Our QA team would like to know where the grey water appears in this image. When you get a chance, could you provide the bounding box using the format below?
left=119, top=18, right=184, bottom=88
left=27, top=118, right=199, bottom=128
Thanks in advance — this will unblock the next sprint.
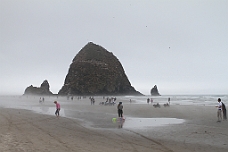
left=120, top=94, right=228, bottom=106
left=120, top=117, right=185, bottom=129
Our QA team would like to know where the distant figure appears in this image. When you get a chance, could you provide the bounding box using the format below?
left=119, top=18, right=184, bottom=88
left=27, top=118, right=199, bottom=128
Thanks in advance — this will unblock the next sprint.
left=54, top=101, right=60, bottom=117
left=93, top=98, right=95, bottom=105
left=39, top=97, right=42, bottom=103
left=117, top=102, right=123, bottom=118
left=168, top=97, right=170, bottom=105
left=150, top=98, right=153, bottom=104
left=147, top=98, right=150, bottom=104
left=222, top=101, right=227, bottom=120
left=216, top=98, right=222, bottom=122
left=130, top=99, right=132, bottom=103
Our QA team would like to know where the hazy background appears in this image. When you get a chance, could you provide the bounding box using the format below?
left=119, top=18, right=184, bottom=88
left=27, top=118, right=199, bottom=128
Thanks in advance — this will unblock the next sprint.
left=1, top=0, right=228, bottom=95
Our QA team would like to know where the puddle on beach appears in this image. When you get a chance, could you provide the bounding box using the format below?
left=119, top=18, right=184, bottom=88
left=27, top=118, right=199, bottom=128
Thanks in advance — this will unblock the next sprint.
left=22, top=107, right=185, bottom=129
left=116, top=117, right=185, bottom=129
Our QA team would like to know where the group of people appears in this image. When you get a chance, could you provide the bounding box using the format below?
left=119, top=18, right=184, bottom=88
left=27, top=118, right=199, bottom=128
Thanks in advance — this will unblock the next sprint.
left=147, top=98, right=170, bottom=104
left=89, top=97, right=95, bottom=105
left=99, top=97, right=117, bottom=106
left=39, top=97, right=45, bottom=103
left=103, top=97, right=116, bottom=105
left=216, top=98, right=227, bottom=122
left=147, top=97, right=170, bottom=108
left=147, top=98, right=153, bottom=104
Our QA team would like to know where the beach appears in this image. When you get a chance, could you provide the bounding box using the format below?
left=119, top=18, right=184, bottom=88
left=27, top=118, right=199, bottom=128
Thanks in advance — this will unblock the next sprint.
left=0, top=96, right=227, bottom=152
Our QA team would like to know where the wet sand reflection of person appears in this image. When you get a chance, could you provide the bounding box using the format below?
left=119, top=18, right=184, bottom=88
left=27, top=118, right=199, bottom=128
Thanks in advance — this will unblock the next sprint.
left=118, top=118, right=125, bottom=128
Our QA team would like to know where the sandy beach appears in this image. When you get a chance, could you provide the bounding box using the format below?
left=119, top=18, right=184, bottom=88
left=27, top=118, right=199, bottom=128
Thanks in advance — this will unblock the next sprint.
left=0, top=96, right=227, bottom=152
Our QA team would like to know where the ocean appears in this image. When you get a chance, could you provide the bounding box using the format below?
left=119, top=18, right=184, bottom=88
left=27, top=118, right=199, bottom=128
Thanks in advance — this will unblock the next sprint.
left=0, top=94, right=227, bottom=110
left=119, top=95, right=228, bottom=106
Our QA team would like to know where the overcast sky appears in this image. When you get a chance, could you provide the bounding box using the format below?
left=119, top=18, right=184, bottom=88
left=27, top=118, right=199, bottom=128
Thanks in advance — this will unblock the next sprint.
left=1, top=0, right=228, bottom=95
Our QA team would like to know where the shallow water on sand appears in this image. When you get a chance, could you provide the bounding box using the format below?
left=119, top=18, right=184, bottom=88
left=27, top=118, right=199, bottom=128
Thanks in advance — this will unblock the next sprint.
left=122, top=117, right=185, bottom=129
left=30, top=106, right=185, bottom=129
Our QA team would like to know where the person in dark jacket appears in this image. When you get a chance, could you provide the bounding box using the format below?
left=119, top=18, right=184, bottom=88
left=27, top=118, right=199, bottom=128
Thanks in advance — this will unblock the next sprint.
left=222, top=101, right=227, bottom=120
left=117, top=102, right=123, bottom=118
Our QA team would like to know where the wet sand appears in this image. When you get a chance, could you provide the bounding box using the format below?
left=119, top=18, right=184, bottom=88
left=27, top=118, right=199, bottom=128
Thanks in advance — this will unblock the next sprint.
left=0, top=96, right=227, bottom=152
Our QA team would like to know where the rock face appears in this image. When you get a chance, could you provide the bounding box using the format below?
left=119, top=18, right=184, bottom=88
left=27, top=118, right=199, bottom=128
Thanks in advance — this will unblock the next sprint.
left=58, top=42, right=142, bottom=96
left=24, top=80, right=53, bottom=95
left=150, top=85, right=160, bottom=96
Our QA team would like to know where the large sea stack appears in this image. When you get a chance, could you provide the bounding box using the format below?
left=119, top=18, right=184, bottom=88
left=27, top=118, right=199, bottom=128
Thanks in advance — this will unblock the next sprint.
left=24, top=80, right=53, bottom=95
left=58, top=42, right=142, bottom=96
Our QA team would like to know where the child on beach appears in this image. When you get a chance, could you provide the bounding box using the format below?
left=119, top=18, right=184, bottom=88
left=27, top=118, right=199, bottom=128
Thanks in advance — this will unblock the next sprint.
left=54, top=101, right=60, bottom=117
left=151, top=98, right=153, bottom=104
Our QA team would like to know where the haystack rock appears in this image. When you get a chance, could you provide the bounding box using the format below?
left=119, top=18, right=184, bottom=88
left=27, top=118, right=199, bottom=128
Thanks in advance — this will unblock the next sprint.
left=24, top=80, right=53, bottom=95
left=150, top=85, right=160, bottom=96
left=58, top=42, right=143, bottom=96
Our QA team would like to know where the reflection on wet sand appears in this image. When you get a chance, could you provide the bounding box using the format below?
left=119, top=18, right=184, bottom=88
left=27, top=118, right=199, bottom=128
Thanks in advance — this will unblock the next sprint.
left=112, top=117, right=185, bottom=129
left=123, top=117, right=185, bottom=129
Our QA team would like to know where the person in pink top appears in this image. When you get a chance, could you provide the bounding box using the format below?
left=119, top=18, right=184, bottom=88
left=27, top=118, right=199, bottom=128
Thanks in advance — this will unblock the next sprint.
left=54, top=101, right=60, bottom=117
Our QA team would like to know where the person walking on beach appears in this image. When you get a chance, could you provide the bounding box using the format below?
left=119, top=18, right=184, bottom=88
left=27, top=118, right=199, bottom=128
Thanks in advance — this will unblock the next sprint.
left=54, top=101, right=60, bottom=117
left=117, top=102, right=123, bottom=118
left=216, top=98, right=222, bottom=122
left=168, top=97, right=171, bottom=105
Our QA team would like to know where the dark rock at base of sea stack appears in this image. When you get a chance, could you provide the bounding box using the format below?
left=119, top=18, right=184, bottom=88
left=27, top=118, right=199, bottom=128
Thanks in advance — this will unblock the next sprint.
left=24, top=80, right=53, bottom=95
left=58, top=42, right=143, bottom=96
left=150, top=85, right=160, bottom=96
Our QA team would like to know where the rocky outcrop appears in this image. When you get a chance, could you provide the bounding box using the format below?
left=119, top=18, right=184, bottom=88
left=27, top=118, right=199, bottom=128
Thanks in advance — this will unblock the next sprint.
left=58, top=42, right=143, bottom=96
left=150, top=85, right=160, bottom=96
left=24, top=80, right=53, bottom=95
